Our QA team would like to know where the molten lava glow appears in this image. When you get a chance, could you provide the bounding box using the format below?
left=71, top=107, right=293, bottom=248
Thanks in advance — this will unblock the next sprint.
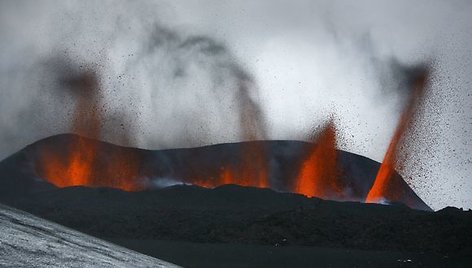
left=235, top=88, right=269, bottom=188
left=237, top=142, right=269, bottom=188
left=220, top=168, right=234, bottom=185
left=193, top=121, right=340, bottom=196
left=294, top=120, right=340, bottom=198
left=193, top=147, right=268, bottom=189
left=38, top=71, right=143, bottom=191
left=39, top=139, right=142, bottom=191
left=41, top=137, right=96, bottom=187
left=194, top=93, right=270, bottom=189
left=192, top=167, right=236, bottom=188
left=366, top=72, right=428, bottom=203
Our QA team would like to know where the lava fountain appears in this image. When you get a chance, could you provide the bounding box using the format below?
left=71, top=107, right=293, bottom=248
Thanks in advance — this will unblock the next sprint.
left=190, top=80, right=269, bottom=189
left=293, top=120, right=340, bottom=198
left=35, top=65, right=426, bottom=205
left=234, top=80, right=269, bottom=188
left=37, top=70, right=143, bottom=191
left=366, top=69, right=428, bottom=203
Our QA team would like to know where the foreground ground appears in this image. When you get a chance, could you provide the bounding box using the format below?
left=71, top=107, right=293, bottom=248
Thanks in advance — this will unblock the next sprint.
left=5, top=185, right=470, bottom=253
left=2, top=184, right=471, bottom=267
left=0, top=204, right=179, bottom=268
left=109, top=239, right=471, bottom=268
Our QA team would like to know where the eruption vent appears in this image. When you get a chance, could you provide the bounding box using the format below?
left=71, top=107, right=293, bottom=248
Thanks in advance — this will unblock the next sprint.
left=236, top=85, right=268, bottom=188
left=191, top=142, right=269, bottom=189
left=185, top=78, right=269, bottom=189
left=37, top=70, right=143, bottom=191
left=294, top=120, right=340, bottom=198
left=366, top=69, right=428, bottom=203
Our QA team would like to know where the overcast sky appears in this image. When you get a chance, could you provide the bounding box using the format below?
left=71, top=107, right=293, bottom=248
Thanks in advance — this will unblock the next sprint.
left=0, top=0, right=471, bottom=210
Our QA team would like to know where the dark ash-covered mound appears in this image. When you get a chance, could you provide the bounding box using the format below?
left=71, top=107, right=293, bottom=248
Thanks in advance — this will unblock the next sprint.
left=2, top=184, right=471, bottom=254
left=0, top=133, right=430, bottom=210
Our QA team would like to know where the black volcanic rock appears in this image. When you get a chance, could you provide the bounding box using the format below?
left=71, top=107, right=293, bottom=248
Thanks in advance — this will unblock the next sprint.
left=2, top=184, right=471, bottom=255
left=0, top=149, right=55, bottom=198
left=0, top=133, right=430, bottom=210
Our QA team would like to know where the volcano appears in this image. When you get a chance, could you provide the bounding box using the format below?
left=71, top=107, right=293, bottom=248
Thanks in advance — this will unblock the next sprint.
left=0, top=133, right=430, bottom=210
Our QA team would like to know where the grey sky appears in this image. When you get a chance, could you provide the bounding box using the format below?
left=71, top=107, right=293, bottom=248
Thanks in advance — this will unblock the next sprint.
left=0, top=0, right=471, bottom=210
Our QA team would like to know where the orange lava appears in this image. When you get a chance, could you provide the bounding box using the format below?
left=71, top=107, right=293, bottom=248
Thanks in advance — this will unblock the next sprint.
left=220, top=168, right=234, bottom=185
left=40, top=136, right=96, bottom=187
left=192, top=143, right=268, bottom=189
left=294, top=120, right=340, bottom=198
left=237, top=141, right=269, bottom=188
left=191, top=167, right=235, bottom=188
left=38, top=71, right=143, bottom=191
left=223, top=87, right=269, bottom=188
left=366, top=71, right=428, bottom=203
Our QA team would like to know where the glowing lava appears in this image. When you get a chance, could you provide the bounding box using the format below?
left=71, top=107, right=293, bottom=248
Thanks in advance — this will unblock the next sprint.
left=236, top=141, right=269, bottom=188
left=191, top=143, right=269, bottom=189
left=366, top=70, right=428, bottom=203
left=224, top=85, right=269, bottom=188
left=37, top=70, right=143, bottom=191
left=192, top=120, right=340, bottom=196
left=294, top=120, right=340, bottom=198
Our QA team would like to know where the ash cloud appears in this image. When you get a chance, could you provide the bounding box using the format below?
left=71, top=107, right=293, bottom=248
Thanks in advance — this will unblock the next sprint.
left=375, top=59, right=430, bottom=102
left=0, top=0, right=267, bottom=158
left=133, top=26, right=268, bottom=143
